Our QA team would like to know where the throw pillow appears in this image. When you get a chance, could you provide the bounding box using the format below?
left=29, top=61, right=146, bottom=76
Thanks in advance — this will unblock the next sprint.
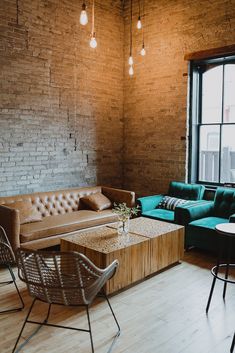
left=7, top=200, right=42, bottom=224
left=81, top=193, right=112, bottom=211
left=158, top=196, right=189, bottom=211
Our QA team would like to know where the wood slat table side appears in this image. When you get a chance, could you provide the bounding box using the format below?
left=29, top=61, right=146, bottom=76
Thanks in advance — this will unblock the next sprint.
left=109, top=217, right=185, bottom=272
left=61, top=230, right=150, bottom=294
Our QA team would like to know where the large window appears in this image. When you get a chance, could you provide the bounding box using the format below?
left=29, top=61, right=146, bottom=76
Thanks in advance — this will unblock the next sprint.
left=189, top=56, right=235, bottom=186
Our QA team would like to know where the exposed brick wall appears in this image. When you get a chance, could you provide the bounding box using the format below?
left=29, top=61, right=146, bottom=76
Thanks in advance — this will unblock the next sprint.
left=0, top=0, right=124, bottom=196
left=1, top=0, right=235, bottom=198
left=123, top=0, right=235, bottom=196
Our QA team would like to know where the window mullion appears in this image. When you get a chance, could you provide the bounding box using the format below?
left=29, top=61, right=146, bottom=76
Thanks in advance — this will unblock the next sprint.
left=219, top=65, right=225, bottom=183
left=196, top=71, right=203, bottom=182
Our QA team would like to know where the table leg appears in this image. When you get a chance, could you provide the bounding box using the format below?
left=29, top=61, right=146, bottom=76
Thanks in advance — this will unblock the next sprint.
left=231, top=332, right=235, bottom=353
left=223, top=236, right=231, bottom=300
left=206, top=236, right=223, bottom=313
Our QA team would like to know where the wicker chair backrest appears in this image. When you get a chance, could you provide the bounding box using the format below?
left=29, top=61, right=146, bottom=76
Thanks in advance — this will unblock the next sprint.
left=0, top=226, right=15, bottom=266
left=16, top=249, right=117, bottom=306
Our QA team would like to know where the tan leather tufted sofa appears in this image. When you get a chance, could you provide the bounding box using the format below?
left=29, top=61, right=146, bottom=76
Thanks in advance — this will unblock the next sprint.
left=0, top=186, right=135, bottom=252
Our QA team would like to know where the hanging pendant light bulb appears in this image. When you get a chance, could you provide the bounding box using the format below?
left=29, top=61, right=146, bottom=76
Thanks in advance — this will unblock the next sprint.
left=80, top=2, right=88, bottom=26
left=128, top=56, right=134, bottom=65
left=129, top=65, right=134, bottom=76
left=90, top=33, right=97, bottom=48
left=140, top=44, right=146, bottom=56
left=90, top=0, right=97, bottom=49
left=137, top=16, right=142, bottom=29
left=137, top=0, right=142, bottom=29
left=128, top=0, right=134, bottom=76
left=140, top=0, right=146, bottom=58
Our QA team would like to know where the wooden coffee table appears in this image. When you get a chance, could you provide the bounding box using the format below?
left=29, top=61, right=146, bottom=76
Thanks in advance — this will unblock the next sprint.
left=61, top=227, right=150, bottom=294
left=109, top=217, right=184, bottom=274
left=61, top=217, right=184, bottom=294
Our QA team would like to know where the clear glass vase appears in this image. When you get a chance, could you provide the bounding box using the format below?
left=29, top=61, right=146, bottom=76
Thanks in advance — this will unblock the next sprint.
left=117, top=216, right=130, bottom=236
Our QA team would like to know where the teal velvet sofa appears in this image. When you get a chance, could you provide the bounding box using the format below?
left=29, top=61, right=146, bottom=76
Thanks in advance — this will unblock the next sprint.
left=184, top=187, right=235, bottom=252
left=137, top=181, right=205, bottom=224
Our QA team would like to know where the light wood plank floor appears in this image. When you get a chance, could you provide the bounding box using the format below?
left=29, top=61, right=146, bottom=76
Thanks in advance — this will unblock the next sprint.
left=0, top=249, right=235, bottom=353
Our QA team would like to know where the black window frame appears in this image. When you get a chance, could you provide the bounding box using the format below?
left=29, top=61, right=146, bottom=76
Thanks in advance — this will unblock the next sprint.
left=188, top=54, right=235, bottom=187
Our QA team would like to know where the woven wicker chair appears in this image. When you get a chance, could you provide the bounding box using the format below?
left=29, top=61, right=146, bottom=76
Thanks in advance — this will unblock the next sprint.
left=12, top=248, right=120, bottom=353
left=0, top=226, right=24, bottom=314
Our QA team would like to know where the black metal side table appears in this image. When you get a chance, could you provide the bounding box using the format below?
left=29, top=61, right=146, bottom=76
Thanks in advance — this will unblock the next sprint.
left=205, top=223, right=235, bottom=353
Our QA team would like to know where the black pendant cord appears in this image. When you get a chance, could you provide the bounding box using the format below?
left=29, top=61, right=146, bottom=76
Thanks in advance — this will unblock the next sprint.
left=92, top=0, right=95, bottom=36
left=142, top=0, right=145, bottom=45
left=138, top=0, right=141, bottom=19
left=16, top=0, right=19, bottom=25
left=130, top=0, right=132, bottom=57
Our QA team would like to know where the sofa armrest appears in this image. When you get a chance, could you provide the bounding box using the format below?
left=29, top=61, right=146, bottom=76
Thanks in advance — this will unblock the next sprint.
left=174, top=200, right=214, bottom=225
left=229, top=214, right=235, bottom=223
left=137, top=195, right=164, bottom=213
left=102, top=186, right=135, bottom=207
left=0, top=205, right=21, bottom=253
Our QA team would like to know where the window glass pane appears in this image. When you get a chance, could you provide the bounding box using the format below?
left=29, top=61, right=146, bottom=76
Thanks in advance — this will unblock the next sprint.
left=201, top=66, right=223, bottom=123
left=224, top=64, right=235, bottom=123
left=220, top=125, right=235, bottom=183
left=199, top=125, right=220, bottom=182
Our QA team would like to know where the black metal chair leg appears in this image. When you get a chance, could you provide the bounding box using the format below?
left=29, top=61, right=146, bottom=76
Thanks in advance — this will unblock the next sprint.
left=12, top=301, right=53, bottom=353
left=103, top=293, right=120, bottom=334
left=8, top=264, right=16, bottom=281
left=44, top=303, right=52, bottom=323
left=12, top=298, right=36, bottom=353
left=86, top=306, right=95, bottom=353
left=206, top=236, right=224, bottom=314
left=8, top=265, right=24, bottom=310
left=0, top=266, right=24, bottom=314
left=231, top=332, right=235, bottom=353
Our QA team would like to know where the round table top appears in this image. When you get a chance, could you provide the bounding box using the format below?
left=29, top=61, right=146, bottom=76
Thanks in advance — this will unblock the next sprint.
left=215, top=223, right=235, bottom=236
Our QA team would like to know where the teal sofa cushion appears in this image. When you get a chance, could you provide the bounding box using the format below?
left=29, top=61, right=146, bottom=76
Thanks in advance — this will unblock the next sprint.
left=186, top=217, right=229, bottom=252
left=214, top=187, right=235, bottom=218
left=142, top=209, right=174, bottom=222
left=168, top=181, right=205, bottom=201
left=189, top=217, right=229, bottom=230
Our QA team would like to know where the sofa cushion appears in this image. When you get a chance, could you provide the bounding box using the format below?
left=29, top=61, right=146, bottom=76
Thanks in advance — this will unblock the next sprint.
left=168, top=181, right=205, bottom=200
left=7, top=200, right=42, bottom=225
left=186, top=217, right=229, bottom=252
left=142, top=209, right=174, bottom=222
left=81, top=193, right=112, bottom=211
left=158, top=196, right=190, bottom=211
left=189, top=216, right=229, bottom=230
left=20, top=209, right=118, bottom=243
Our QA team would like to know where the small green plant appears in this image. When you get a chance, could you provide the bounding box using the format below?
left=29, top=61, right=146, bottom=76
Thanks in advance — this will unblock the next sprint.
left=112, top=202, right=139, bottom=221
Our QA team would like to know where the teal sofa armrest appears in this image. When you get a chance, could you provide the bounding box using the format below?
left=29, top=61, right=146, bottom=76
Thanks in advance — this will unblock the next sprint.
left=137, top=195, right=164, bottom=213
left=174, top=200, right=214, bottom=225
left=214, top=187, right=235, bottom=218
left=229, top=214, right=235, bottom=223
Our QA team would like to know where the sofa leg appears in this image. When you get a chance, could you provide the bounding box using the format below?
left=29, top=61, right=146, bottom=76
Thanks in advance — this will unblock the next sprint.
left=185, top=245, right=194, bottom=252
